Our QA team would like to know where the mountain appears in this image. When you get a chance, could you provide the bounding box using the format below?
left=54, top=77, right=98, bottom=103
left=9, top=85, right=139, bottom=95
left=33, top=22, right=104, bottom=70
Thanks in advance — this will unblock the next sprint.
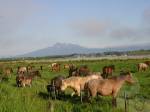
left=19, top=42, right=150, bottom=57
left=19, top=43, right=103, bottom=57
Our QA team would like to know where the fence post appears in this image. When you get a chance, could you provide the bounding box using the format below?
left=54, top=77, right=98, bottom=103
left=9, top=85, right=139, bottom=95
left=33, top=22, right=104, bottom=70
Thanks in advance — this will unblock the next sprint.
left=80, top=85, right=83, bottom=103
left=52, top=81, right=56, bottom=100
left=124, top=91, right=127, bottom=112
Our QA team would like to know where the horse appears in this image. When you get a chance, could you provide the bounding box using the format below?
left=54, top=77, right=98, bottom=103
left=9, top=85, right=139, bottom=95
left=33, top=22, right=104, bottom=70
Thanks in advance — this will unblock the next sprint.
left=20, top=76, right=32, bottom=87
left=68, top=64, right=78, bottom=77
left=64, top=64, right=70, bottom=69
left=60, top=74, right=103, bottom=96
left=78, top=65, right=90, bottom=76
left=68, top=65, right=90, bottom=77
left=84, top=72, right=134, bottom=107
left=3, top=67, right=13, bottom=77
left=27, top=70, right=41, bottom=78
left=51, top=63, right=61, bottom=72
left=16, top=73, right=32, bottom=87
left=137, top=63, right=148, bottom=71
left=16, top=74, right=24, bottom=87
left=102, top=65, right=115, bottom=78
left=17, top=66, right=27, bottom=74
left=26, top=65, right=35, bottom=72
left=47, top=75, right=65, bottom=98
left=144, top=61, right=150, bottom=66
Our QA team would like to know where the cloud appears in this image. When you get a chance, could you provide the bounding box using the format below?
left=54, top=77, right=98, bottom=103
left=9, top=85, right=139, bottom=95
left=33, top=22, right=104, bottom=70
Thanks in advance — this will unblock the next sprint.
left=110, top=8, right=150, bottom=41
left=0, top=0, right=39, bottom=35
left=70, top=19, right=111, bottom=37
left=0, top=0, right=46, bottom=56
left=110, top=27, right=138, bottom=39
left=143, top=8, right=150, bottom=24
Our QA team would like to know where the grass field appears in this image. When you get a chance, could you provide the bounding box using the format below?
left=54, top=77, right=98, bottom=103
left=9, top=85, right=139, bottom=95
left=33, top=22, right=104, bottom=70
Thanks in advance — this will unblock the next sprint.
left=0, top=59, right=150, bottom=112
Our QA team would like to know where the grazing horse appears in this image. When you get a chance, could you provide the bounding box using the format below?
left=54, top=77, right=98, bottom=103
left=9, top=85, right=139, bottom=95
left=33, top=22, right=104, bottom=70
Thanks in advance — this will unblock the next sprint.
left=3, top=67, right=13, bottom=77
left=78, top=65, right=90, bottom=76
left=102, top=65, right=115, bottom=78
left=28, top=70, right=41, bottom=78
left=60, top=74, right=103, bottom=96
left=137, top=63, right=148, bottom=71
left=144, top=61, right=150, bottom=66
left=47, top=75, right=65, bottom=98
left=84, top=72, right=134, bottom=107
left=17, top=66, right=27, bottom=74
left=64, top=64, right=70, bottom=69
left=51, top=63, right=61, bottom=72
left=20, top=76, right=32, bottom=87
left=68, top=64, right=78, bottom=77
left=16, top=73, right=32, bottom=87
left=68, top=65, right=90, bottom=77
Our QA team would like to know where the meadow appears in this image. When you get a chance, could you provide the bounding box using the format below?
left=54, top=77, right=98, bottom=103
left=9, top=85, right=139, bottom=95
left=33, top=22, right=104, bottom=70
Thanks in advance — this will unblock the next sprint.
left=0, top=58, right=150, bottom=112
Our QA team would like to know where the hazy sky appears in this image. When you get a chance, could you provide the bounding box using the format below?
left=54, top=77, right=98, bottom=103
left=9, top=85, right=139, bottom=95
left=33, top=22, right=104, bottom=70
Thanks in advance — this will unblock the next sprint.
left=0, top=0, right=150, bottom=57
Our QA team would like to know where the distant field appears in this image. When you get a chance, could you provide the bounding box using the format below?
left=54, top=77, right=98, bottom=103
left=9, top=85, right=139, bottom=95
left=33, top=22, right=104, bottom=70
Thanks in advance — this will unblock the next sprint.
left=0, top=58, right=150, bottom=112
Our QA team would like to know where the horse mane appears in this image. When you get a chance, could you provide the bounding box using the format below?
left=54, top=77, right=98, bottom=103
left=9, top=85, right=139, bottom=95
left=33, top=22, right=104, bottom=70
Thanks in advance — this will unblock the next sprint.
left=108, top=74, right=127, bottom=81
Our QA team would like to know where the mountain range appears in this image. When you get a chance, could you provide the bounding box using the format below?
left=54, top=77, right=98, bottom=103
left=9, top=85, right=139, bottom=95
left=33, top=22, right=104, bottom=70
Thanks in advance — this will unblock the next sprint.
left=19, top=43, right=150, bottom=57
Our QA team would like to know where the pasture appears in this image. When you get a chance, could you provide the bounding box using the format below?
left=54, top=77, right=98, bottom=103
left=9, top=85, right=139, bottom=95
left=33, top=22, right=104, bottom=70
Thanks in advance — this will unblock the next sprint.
left=0, top=59, right=150, bottom=112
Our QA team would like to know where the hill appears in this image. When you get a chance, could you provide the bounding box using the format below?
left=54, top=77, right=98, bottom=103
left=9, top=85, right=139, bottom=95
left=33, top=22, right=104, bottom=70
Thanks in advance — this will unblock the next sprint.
left=18, top=43, right=150, bottom=57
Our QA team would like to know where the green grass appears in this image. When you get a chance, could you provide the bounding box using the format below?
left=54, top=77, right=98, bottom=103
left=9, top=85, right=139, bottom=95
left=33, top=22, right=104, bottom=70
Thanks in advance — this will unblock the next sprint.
left=0, top=59, right=150, bottom=112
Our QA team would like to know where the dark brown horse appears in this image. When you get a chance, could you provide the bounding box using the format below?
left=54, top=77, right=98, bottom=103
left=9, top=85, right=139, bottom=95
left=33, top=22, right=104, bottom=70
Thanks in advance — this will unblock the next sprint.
left=28, top=70, right=41, bottom=78
left=47, top=75, right=65, bottom=98
left=102, top=65, right=115, bottom=78
left=144, top=61, right=150, bottom=66
left=68, top=65, right=90, bottom=77
left=68, top=64, right=78, bottom=77
left=85, top=72, right=134, bottom=107
left=78, top=65, right=90, bottom=76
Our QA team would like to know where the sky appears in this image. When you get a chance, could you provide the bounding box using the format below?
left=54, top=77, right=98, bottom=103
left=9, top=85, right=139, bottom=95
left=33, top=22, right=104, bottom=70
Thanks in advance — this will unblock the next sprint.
left=0, top=0, right=150, bottom=57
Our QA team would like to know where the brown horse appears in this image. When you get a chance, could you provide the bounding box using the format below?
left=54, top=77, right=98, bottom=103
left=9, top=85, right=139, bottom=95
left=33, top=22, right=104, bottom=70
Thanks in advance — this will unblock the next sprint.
left=20, top=76, right=32, bottom=87
left=68, top=64, right=78, bottom=77
left=137, top=63, right=148, bottom=71
left=3, top=67, right=13, bottom=77
left=78, top=65, right=90, bottom=76
left=47, top=75, right=65, bottom=98
left=51, top=63, right=61, bottom=72
left=16, top=73, right=33, bottom=87
left=68, top=65, right=90, bottom=77
left=16, top=74, right=24, bottom=87
left=27, top=65, right=35, bottom=72
left=102, top=65, right=115, bottom=78
left=84, top=72, right=134, bottom=107
left=28, top=70, right=41, bottom=78
left=144, top=61, right=150, bottom=66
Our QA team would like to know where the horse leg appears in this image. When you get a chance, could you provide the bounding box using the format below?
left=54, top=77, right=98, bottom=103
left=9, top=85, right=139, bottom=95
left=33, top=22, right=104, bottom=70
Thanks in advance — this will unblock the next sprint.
left=71, top=91, right=76, bottom=97
left=76, top=89, right=81, bottom=96
left=106, top=73, right=108, bottom=78
left=112, top=97, right=117, bottom=107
